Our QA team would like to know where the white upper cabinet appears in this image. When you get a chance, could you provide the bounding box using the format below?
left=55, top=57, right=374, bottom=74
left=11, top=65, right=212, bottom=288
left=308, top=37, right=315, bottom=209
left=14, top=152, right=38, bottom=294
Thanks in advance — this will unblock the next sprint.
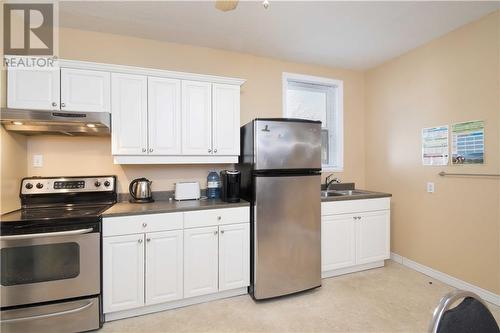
left=111, top=73, right=148, bottom=155
left=212, top=84, right=240, bottom=156
left=8, top=67, right=60, bottom=110
left=181, top=80, right=213, bottom=156
left=147, top=77, right=181, bottom=155
left=145, top=230, right=183, bottom=305
left=218, top=223, right=250, bottom=291
left=60, top=68, right=110, bottom=112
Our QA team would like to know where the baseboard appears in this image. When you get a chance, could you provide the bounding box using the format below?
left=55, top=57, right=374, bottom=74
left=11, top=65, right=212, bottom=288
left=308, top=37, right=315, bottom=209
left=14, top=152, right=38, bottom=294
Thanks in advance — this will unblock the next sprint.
left=322, top=261, right=385, bottom=279
left=390, top=252, right=500, bottom=306
left=105, top=287, right=248, bottom=321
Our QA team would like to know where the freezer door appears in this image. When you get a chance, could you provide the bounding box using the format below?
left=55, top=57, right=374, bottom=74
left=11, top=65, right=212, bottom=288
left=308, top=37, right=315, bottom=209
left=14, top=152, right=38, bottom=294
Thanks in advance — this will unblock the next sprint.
left=254, top=120, right=321, bottom=170
left=253, top=174, right=321, bottom=299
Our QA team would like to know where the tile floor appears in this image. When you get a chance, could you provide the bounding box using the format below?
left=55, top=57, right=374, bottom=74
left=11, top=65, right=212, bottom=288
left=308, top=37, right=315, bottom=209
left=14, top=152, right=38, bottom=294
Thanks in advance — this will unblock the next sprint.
left=101, top=261, right=500, bottom=332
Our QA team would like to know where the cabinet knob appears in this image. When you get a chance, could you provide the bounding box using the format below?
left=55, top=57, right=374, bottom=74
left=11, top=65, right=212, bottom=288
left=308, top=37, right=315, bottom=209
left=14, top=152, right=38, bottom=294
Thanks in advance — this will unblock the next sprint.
left=61, top=102, right=66, bottom=107
left=142, top=148, right=147, bottom=153
left=208, top=149, right=212, bottom=153
left=214, top=230, right=218, bottom=235
left=149, top=148, right=153, bottom=153
left=142, top=222, right=147, bottom=228
left=221, top=230, right=224, bottom=234
left=138, top=238, right=143, bottom=244
left=51, top=102, right=57, bottom=107
left=214, top=149, right=218, bottom=153
left=147, top=238, right=151, bottom=242
left=217, top=216, right=221, bottom=221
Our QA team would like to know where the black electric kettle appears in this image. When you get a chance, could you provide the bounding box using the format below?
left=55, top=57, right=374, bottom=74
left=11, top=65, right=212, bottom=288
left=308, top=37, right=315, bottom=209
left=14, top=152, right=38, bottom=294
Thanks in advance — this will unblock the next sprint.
left=129, top=178, right=154, bottom=203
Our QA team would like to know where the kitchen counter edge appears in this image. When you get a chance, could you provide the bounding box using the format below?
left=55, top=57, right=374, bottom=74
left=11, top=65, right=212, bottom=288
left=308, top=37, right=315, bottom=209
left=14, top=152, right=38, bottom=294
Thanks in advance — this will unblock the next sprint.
left=102, top=199, right=250, bottom=218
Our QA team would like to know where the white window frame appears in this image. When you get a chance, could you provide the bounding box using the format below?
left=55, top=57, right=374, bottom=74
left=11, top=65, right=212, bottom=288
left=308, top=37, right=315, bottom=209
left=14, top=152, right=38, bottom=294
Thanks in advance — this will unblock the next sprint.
left=282, top=72, right=344, bottom=172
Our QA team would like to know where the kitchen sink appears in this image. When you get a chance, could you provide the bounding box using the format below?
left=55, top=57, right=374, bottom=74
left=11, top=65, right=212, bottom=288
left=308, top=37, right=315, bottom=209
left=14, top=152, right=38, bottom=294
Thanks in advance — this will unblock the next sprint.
left=320, top=189, right=370, bottom=198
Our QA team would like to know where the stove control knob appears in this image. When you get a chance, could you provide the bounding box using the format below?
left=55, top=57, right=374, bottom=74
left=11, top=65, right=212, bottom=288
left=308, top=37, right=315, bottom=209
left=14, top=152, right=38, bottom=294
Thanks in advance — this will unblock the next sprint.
left=25, top=183, right=33, bottom=189
left=36, top=183, right=43, bottom=189
left=104, top=180, right=111, bottom=187
left=94, top=181, right=101, bottom=187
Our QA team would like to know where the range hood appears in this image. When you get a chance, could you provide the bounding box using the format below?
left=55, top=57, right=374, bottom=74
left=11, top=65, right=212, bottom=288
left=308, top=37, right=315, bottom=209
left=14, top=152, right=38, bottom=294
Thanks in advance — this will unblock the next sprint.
left=0, top=108, right=111, bottom=136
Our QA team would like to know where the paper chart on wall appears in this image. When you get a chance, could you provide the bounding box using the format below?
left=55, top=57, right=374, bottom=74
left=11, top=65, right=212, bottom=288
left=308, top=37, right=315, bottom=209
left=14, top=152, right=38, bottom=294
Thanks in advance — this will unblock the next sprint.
left=422, top=125, right=449, bottom=166
left=452, top=120, right=484, bottom=165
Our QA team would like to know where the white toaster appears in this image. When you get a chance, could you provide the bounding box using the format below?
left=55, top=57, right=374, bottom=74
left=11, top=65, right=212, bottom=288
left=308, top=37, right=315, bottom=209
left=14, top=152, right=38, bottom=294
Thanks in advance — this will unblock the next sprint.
left=174, top=181, right=201, bottom=201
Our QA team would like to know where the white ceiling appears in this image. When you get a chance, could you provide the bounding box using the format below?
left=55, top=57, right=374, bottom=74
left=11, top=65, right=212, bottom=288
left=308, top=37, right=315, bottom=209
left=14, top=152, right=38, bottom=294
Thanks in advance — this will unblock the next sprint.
left=59, top=1, right=500, bottom=70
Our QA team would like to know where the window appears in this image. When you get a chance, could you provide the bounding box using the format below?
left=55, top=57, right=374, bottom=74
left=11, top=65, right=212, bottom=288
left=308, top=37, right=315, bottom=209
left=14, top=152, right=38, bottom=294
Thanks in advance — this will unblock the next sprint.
left=283, top=72, right=343, bottom=171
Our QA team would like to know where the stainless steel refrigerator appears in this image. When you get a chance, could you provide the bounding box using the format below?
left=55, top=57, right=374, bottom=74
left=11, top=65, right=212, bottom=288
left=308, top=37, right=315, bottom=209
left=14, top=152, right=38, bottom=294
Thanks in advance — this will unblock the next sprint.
left=237, top=118, right=322, bottom=300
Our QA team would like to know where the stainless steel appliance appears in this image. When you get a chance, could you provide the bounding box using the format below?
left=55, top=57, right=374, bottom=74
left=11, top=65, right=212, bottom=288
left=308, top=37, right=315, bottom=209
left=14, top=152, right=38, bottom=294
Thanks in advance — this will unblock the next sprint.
left=0, top=176, right=117, bottom=333
left=0, top=108, right=111, bottom=136
left=237, top=118, right=322, bottom=300
left=220, top=170, right=241, bottom=203
left=129, top=177, right=154, bottom=203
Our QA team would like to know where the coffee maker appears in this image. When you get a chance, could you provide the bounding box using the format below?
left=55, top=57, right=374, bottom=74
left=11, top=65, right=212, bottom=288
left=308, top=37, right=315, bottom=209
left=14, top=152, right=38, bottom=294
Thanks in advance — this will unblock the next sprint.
left=220, top=170, right=241, bottom=203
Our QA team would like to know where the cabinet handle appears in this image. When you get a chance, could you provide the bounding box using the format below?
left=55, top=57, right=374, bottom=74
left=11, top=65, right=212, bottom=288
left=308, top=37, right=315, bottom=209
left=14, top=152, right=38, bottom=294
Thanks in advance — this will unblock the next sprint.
left=149, top=148, right=153, bottom=153
left=217, top=216, right=221, bottom=221
left=138, top=238, right=143, bottom=244
left=61, top=102, right=66, bottom=107
left=221, top=230, right=224, bottom=234
left=142, top=222, right=147, bottom=228
left=146, top=238, right=151, bottom=242
left=214, top=230, right=218, bottom=235
left=208, top=149, right=212, bottom=153
left=51, top=102, right=57, bottom=107
left=142, top=148, right=147, bottom=153
left=214, top=149, right=218, bottom=153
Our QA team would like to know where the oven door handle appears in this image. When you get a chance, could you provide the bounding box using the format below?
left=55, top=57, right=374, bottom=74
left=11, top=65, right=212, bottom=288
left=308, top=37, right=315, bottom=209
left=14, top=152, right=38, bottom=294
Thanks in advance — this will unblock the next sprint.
left=0, top=300, right=94, bottom=323
left=0, top=228, right=94, bottom=240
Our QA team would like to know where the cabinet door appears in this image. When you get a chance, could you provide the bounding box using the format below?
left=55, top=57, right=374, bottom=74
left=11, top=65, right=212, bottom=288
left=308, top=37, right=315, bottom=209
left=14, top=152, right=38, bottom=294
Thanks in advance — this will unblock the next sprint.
left=145, top=230, right=183, bottom=305
left=60, top=68, right=110, bottom=112
left=356, top=210, right=390, bottom=265
left=212, top=84, right=240, bottom=156
left=219, top=223, right=249, bottom=291
left=183, top=226, right=218, bottom=298
left=103, top=234, right=145, bottom=313
left=111, top=73, right=148, bottom=155
left=7, top=67, right=60, bottom=110
left=148, top=77, right=181, bottom=155
left=321, top=214, right=356, bottom=272
left=181, top=81, right=212, bottom=155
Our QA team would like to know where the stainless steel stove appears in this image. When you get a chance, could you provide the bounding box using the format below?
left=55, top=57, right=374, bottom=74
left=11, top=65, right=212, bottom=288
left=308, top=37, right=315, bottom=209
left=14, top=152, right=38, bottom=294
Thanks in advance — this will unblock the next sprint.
left=0, top=176, right=117, bottom=333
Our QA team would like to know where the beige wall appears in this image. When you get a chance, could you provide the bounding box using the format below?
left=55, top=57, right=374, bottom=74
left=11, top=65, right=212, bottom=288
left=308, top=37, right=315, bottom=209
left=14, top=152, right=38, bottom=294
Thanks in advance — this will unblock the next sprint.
left=25, top=27, right=366, bottom=193
left=365, top=12, right=500, bottom=293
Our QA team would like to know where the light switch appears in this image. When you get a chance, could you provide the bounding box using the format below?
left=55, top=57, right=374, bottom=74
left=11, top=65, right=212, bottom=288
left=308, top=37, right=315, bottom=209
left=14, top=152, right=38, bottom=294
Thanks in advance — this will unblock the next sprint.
left=33, top=154, right=43, bottom=167
left=427, top=182, right=435, bottom=193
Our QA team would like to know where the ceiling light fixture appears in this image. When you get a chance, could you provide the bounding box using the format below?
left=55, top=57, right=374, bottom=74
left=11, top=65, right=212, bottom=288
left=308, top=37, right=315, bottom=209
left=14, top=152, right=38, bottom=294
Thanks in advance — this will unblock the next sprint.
left=12, top=121, right=23, bottom=125
left=262, top=0, right=269, bottom=9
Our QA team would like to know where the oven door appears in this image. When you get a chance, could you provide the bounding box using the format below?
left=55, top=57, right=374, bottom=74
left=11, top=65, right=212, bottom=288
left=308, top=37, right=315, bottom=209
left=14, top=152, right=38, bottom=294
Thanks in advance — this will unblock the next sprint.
left=0, top=228, right=100, bottom=307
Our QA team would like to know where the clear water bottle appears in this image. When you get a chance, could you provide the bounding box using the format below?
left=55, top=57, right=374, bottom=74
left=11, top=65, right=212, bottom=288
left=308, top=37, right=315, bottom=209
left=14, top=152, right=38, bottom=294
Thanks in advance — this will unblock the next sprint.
left=207, top=171, right=220, bottom=199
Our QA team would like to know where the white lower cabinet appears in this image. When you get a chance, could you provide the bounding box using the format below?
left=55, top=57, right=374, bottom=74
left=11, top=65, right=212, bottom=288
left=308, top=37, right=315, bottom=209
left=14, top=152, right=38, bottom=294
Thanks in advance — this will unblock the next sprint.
left=145, top=230, right=184, bottom=305
left=103, top=234, right=145, bottom=313
left=321, top=198, right=390, bottom=277
left=183, top=226, right=219, bottom=298
left=103, top=208, right=250, bottom=319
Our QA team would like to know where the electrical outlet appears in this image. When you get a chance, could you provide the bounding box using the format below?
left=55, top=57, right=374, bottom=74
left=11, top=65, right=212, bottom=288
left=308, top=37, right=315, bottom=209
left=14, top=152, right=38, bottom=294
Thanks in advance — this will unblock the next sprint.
left=427, top=182, right=435, bottom=193
left=33, top=154, right=43, bottom=167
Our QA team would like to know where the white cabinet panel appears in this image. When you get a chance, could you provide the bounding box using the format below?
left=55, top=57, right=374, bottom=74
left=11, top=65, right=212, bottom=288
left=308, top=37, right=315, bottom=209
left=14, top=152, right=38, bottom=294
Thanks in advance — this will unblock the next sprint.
left=60, top=68, right=110, bottom=112
left=183, top=226, right=218, bottom=298
left=7, top=67, right=60, bottom=110
left=321, top=214, right=356, bottom=271
left=145, top=230, right=183, bottom=305
left=356, top=210, right=390, bottom=265
left=111, top=73, right=148, bottom=155
left=212, top=84, right=240, bottom=156
left=103, top=234, right=145, bottom=313
left=181, top=80, right=212, bottom=155
left=148, top=77, right=181, bottom=155
left=219, top=223, right=250, bottom=291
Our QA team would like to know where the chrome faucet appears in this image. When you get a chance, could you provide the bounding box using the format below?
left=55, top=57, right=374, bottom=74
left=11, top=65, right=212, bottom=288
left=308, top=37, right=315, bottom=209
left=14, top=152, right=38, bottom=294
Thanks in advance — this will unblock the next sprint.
left=325, top=174, right=341, bottom=190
